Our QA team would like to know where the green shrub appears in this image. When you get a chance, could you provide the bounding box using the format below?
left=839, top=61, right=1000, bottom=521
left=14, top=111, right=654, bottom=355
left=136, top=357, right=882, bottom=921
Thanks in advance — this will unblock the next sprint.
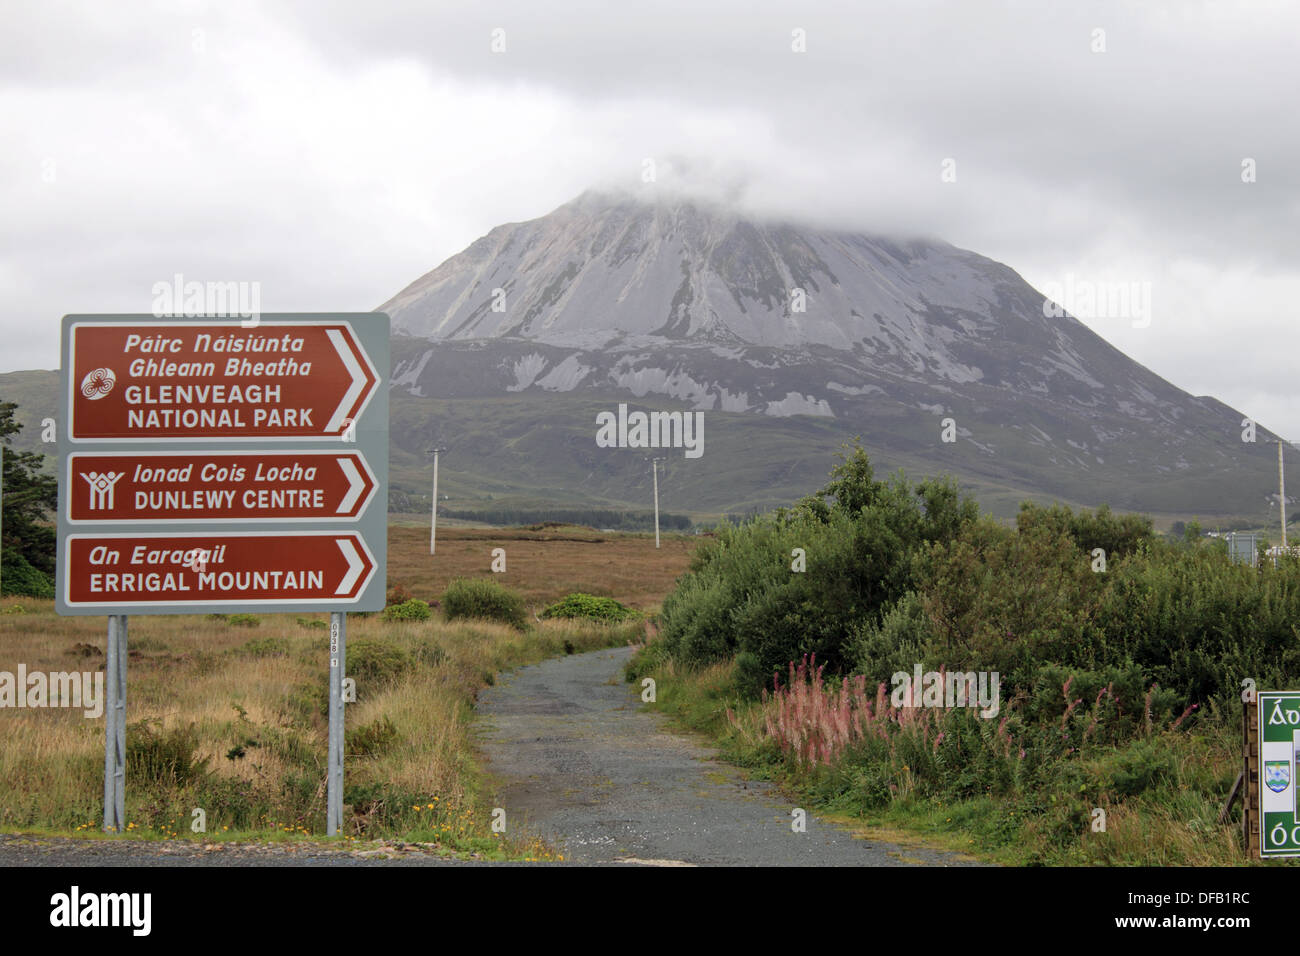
left=442, top=578, right=527, bottom=630
left=200, top=776, right=259, bottom=827
left=916, top=517, right=1103, bottom=680
left=540, top=593, right=637, bottom=623
left=659, top=572, right=738, bottom=664
left=382, top=599, right=432, bottom=623
left=1016, top=501, right=1154, bottom=560
left=347, top=640, right=409, bottom=687
left=1100, top=738, right=1180, bottom=798
left=346, top=715, right=399, bottom=758
left=289, top=680, right=329, bottom=722
left=660, top=446, right=978, bottom=689
left=126, top=719, right=210, bottom=786
left=732, top=651, right=768, bottom=693
left=659, top=439, right=1300, bottom=711
left=727, top=512, right=880, bottom=685
left=343, top=782, right=432, bottom=835
left=296, top=617, right=327, bottom=630
left=1091, top=543, right=1300, bottom=707
left=228, top=613, right=260, bottom=628
left=0, top=551, right=53, bottom=598
left=847, top=590, right=932, bottom=683
left=238, top=635, right=289, bottom=658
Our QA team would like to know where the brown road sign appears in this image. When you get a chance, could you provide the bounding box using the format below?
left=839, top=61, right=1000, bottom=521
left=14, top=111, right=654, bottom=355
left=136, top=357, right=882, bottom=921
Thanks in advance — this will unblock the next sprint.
left=68, top=320, right=379, bottom=440
left=67, top=451, right=377, bottom=523
left=62, top=531, right=377, bottom=609
left=56, top=313, right=390, bottom=615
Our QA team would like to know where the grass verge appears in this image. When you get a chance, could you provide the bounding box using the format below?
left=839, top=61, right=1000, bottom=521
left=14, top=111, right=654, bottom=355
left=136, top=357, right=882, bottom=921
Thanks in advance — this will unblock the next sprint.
left=625, top=647, right=1266, bottom=867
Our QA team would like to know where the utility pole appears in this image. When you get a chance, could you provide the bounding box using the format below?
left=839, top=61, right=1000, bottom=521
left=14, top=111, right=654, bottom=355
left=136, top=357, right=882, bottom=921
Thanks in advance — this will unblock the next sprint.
left=648, top=456, right=666, bottom=549
left=428, top=446, right=446, bottom=555
left=1281, top=440, right=1289, bottom=551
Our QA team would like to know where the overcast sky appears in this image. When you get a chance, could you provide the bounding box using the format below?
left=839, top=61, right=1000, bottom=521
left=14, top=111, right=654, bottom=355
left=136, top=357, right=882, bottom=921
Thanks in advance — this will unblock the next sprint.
left=3, top=0, right=1296, bottom=436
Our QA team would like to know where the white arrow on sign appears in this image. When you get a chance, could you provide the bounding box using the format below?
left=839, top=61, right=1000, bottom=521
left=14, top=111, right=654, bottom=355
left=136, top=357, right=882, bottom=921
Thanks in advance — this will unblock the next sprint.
left=335, top=536, right=365, bottom=595
left=336, top=456, right=365, bottom=513
left=325, top=327, right=368, bottom=433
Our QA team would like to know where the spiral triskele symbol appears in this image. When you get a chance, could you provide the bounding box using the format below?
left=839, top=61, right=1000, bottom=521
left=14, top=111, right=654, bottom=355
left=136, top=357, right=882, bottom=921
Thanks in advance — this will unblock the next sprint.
left=81, top=367, right=116, bottom=400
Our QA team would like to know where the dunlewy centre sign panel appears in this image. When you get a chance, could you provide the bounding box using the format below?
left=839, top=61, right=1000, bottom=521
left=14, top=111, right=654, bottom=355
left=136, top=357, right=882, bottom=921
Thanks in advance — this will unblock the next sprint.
left=55, top=314, right=389, bottom=616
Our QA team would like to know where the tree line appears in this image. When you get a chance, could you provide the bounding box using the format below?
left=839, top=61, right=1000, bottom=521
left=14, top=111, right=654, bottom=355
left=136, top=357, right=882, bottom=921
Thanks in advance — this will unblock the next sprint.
left=0, top=401, right=57, bottom=596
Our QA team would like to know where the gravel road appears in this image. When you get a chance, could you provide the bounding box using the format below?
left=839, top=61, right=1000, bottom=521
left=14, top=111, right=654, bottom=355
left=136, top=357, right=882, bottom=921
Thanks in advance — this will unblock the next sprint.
left=475, top=645, right=982, bottom=866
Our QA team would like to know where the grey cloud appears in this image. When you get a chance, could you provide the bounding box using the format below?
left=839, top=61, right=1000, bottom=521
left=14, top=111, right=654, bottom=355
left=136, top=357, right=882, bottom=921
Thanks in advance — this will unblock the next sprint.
left=1, top=0, right=1297, bottom=436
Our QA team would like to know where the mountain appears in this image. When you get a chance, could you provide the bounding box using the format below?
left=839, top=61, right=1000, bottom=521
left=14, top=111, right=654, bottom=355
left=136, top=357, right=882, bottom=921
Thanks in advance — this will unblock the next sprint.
left=377, top=190, right=1282, bottom=519
left=0, top=192, right=1282, bottom=524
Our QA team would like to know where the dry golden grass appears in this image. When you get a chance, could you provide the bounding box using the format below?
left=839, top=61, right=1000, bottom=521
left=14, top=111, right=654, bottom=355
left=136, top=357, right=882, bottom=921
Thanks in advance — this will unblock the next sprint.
left=0, top=524, right=697, bottom=852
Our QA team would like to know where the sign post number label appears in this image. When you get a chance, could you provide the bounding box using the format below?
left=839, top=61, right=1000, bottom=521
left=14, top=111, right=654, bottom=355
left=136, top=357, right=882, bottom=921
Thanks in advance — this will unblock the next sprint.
left=56, top=314, right=389, bottom=615
left=1259, top=691, right=1300, bottom=857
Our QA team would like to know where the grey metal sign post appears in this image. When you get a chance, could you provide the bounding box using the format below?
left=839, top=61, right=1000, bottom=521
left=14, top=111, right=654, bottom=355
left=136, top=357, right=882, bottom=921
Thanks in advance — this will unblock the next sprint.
left=102, top=614, right=127, bottom=832
left=57, top=314, right=388, bottom=837
left=327, top=611, right=346, bottom=834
